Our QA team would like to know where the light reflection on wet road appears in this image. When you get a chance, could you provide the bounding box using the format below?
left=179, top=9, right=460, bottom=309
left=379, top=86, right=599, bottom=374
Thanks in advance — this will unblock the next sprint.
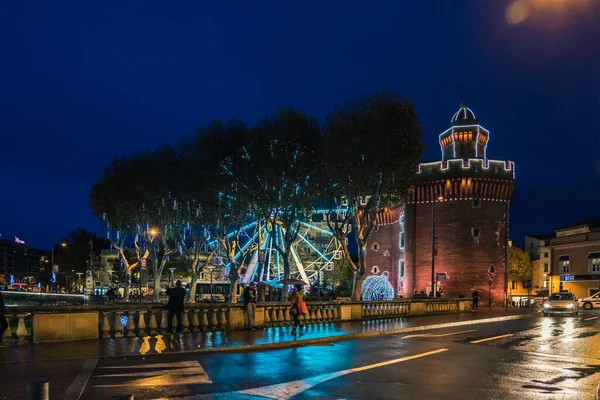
left=79, top=310, right=600, bottom=400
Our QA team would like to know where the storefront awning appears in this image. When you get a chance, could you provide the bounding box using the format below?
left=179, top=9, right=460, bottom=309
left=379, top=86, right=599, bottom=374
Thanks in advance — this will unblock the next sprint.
left=588, top=252, right=600, bottom=259
left=559, top=255, right=570, bottom=261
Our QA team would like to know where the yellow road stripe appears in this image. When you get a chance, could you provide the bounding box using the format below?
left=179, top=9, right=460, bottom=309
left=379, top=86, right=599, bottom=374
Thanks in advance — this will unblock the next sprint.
left=350, top=348, right=449, bottom=372
left=470, top=333, right=513, bottom=344
left=584, top=316, right=599, bottom=321
left=403, top=329, right=477, bottom=339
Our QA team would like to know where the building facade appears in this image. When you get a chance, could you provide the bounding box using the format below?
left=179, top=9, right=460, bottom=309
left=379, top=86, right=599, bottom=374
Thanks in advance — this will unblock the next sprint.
left=525, top=234, right=553, bottom=292
left=548, top=219, right=600, bottom=298
left=401, top=103, right=515, bottom=305
left=0, top=238, right=47, bottom=286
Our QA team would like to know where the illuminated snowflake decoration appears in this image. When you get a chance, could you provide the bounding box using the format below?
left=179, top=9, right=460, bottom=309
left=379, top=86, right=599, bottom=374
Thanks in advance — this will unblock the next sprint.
left=120, top=315, right=129, bottom=327
left=361, top=271, right=394, bottom=301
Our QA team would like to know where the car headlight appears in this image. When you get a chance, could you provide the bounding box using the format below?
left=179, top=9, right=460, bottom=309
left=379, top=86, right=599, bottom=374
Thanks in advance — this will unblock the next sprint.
left=544, top=303, right=551, bottom=308
left=566, top=304, right=574, bottom=308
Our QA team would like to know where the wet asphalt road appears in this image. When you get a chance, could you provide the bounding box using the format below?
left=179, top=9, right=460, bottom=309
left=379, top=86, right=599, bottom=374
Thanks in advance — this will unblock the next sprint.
left=1, top=310, right=599, bottom=400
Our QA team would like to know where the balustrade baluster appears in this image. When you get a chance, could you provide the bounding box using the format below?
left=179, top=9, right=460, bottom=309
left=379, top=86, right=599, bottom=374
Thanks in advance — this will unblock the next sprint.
left=200, top=308, right=209, bottom=331
left=190, top=309, right=200, bottom=332
left=270, top=307, right=278, bottom=326
left=126, top=312, right=136, bottom=337
left=182, top=310, right=190, bottom=333
left=114, top=313, right=124, bottom=338
left=101, top=312, right=112, bottom=339
left=264, top=306, right=271, bottom=327
left=148, top=311, right=158, bottom=335
left=137, top=311, right=147, bottom=337
left=276, top=307, right=284, bottom=326
left=283, top=307, right=291, bottom=325
left=209, top=308, right=219, bottom=330
left=315, top=307, right=323, bottom=322
left=16, top=314, right=28, bottom=344
left=332, top=305, right=339, bottom=320
left=218, top=308, right=228, bottom=330
left=160, top=310, right=169, bottom=334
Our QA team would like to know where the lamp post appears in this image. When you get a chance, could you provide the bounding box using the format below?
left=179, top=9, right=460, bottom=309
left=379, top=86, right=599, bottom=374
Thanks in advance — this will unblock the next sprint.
left=169, top=268, right=176, bottom=286
left=431, top=194, right=443, bottom=297
left=51, top=242, right=67, bottom=293
left=76, top=272, right=83, bottom=293
left=206, top=266, right=215, bottom=303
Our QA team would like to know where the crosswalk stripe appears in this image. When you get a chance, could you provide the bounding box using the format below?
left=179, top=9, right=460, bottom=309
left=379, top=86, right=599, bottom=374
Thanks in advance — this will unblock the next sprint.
left=92, top=361, right=212, bottom=388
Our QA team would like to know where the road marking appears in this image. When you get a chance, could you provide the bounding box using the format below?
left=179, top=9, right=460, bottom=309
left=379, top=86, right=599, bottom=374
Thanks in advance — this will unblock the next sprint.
left=163, top=348, right=450, bottom=400
left=403, top=329, right=477, bottom=339
left=62, top=358, right=98, bottom=400
left=470, top=333, right=513, bottom=344
left=235, top=349, right=449, bottom=400
left=584, top=316, right=599, bottom=321
left=93, top=361, right=211, bottom=388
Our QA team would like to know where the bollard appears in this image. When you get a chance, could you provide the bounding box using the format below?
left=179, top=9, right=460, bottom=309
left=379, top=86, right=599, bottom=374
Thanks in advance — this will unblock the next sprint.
left=26, top=381, right=49, bottom=400
left=112, top=395, right=134, bottom=400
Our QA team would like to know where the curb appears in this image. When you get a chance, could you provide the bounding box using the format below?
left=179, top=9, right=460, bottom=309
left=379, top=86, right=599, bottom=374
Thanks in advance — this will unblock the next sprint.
left=104, top=313, right=531, bottom=359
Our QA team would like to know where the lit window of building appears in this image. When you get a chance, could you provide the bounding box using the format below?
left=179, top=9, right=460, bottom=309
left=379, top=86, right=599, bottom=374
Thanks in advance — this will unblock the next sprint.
left=589, top=253, right=600, bottom=273
left=559, top=255, right=570, bottom=274
left=399, top=259, right=404, bottom=278
left=399, top=232, right=405, bottom=249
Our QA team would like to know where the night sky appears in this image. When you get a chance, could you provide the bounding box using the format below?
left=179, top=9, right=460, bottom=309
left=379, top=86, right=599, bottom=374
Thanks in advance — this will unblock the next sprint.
left=2, top=1, right=599, bottom=250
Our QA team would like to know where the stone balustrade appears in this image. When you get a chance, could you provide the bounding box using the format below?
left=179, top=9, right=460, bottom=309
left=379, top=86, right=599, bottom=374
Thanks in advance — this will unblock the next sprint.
left=3, top=298, right=470, bottom=344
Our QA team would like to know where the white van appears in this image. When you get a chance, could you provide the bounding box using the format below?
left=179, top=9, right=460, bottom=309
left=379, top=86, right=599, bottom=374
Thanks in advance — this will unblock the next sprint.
left=578, top=292, right=600, bottom=310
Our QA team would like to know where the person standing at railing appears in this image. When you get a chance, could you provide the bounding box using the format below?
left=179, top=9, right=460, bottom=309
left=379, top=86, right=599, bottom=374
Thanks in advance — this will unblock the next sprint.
left=165, top=280, right=186, bottom=334
left=243, top=282, right=258, bottom=331
left=290, top=284, right=307, bottom=335
left=0, top=290, right=8, bottom=340
left=471, top=290, right=480, bottom=312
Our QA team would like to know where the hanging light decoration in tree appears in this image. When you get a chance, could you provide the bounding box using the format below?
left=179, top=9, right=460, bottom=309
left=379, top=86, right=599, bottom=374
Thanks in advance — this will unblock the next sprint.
left=361, top=271, right=394, bottom=301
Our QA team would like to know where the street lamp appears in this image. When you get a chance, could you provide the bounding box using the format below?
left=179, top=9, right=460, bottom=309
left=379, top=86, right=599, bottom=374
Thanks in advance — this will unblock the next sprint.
left=169, top=268, right=176, bottom=286
left=51, top=242, right=67, bottom=292
left=206, top=266, right=215, bottom=303
left=431, top=194, right=443, bottom=297
left=76, top=272, right=83, bottom=293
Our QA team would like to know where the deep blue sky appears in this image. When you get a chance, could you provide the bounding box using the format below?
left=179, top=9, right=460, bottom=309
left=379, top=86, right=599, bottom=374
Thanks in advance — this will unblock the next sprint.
left=1, top=1, right=599, bottom=250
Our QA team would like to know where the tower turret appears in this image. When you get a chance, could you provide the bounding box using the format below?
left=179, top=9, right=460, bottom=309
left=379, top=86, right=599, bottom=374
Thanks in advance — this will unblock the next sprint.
left=439, top=102, right=489, bottom=161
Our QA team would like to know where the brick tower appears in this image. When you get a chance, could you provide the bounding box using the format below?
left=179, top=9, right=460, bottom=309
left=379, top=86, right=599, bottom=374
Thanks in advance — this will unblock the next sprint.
left=403, top=103, right=515, bottom=306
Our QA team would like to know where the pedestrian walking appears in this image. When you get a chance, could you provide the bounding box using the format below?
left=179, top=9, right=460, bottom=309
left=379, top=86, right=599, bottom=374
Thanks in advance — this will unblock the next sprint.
left=0, top=290, right=8, bottom=340
left=471, top=290, right=480, bottom=312
left=165, top=280, right=186, bottom=334
left=290, top=284, right=307, bottom=335
left=243, top=282, right=258, bottom=331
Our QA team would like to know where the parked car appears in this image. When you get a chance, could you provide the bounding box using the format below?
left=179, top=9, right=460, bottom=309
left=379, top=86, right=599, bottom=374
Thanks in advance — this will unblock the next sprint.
left=543, top=292, right=579, bottom=316
left=578, top=292, right=600, bottom=310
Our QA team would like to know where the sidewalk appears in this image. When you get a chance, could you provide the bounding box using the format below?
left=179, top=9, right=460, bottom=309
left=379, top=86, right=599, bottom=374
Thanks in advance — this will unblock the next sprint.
left=0, top=308, right=533, bottom=363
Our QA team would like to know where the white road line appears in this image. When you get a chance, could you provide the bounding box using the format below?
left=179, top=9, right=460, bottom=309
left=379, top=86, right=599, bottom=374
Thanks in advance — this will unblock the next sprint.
left=470, top=333, right=513, bottom=344
left=584, top=316, right=599, bottom=321
left=236, top=349, right=449, bottom=400
left=403, top=329, right=477, bottom=339
left=62, top=358, right=98, bottom=400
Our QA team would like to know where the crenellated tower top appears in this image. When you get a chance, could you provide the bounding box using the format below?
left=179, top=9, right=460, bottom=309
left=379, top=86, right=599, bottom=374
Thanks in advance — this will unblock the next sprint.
left=439, top=102, right=489, bottom=161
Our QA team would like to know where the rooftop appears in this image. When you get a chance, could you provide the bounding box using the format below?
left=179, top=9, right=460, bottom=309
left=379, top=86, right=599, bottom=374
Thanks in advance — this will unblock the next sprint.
left=555, top=218, right=600, bottom=232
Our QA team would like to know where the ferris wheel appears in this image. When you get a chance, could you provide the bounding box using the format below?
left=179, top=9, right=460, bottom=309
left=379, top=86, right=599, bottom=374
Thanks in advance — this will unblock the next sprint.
left=215, top=218, right=343, bottom=285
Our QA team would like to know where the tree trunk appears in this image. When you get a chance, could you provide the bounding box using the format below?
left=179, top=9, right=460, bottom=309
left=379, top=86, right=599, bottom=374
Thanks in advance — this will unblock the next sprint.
left=189, top=268, right=198, bottom=302
left=230, top=278, right=240, bottom=304
left=125, top=272, right=132, bottom=301
left=351, top=245, right=367, bottom=301
left=282, top=252, right=291, bottom=302
left=152, top=274, right=162, bottom=303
